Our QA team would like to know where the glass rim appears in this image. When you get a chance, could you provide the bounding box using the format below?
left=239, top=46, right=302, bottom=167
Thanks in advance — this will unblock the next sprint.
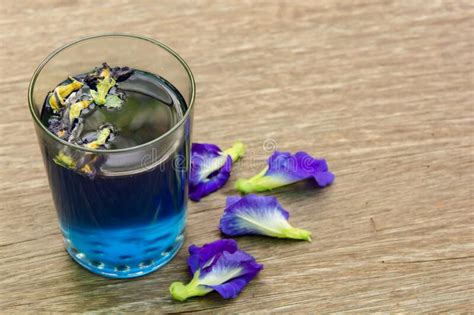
left=28, top=33, right=196, bottom=154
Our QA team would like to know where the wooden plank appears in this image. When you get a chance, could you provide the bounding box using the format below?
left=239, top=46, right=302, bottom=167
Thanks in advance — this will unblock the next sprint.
left=0, top=0, right=473, bottom=312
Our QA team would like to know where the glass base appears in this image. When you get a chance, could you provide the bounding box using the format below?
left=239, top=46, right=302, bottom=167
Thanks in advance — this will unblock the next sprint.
left=64, top=234, right=184, bottom=279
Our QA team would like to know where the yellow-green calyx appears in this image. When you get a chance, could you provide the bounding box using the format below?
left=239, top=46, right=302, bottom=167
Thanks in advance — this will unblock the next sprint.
left=169, top=270, right=212, bottom=302
left=223, top=141, right=246, bottom=162
left=91, top=74, right=116, bottom=105
left=85, top=127, right=111, bottom=149
left=52, top=151, right=98, bottom=176
left=69, top=100, right=92, bottom=123
left=235, top=166, right=286, bottom=194
left=53, top=152, right=76, bottom=169
left=48, top=77, right=83, bottom=112
left=279, top=226, right=312, bottom=242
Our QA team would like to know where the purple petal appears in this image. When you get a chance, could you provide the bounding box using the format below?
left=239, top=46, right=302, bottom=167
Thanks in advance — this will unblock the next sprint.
left=199, top=250, right=263, bottom=299
left=192, top=143, right=222, bottom=156
left=266, top=151, right=335, bottom=187
left=314, top=171, right=335, bottom=187
left=189, top=142, right=237, bottom=201
left=189, top=155, right=232, bottom=201
left=226, top=195, right=289, bottom=219
left=189, top=143, right=223, bottom=186
left=220, top=195, right=291, bottom=237
left=187, top=239, right=238, bottom=275
left=177, top=239, right=263, bottom=300
left=211, top=277, right=249, bottom=299
left=225, top=195, right=241, bottom=208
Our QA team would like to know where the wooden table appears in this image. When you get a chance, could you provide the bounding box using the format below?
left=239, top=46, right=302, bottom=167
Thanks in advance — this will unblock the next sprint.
left=1, top=1, right=473, bottom=313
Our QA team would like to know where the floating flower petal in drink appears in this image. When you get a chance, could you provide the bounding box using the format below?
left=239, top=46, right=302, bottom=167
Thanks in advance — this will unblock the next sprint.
left=84, top=125, right=114, bottom=149
left=69, top=100, right=92, bottom=123
left=90, top=75, right=116, bottom=105
left=48, top=77, right=83, bottom=112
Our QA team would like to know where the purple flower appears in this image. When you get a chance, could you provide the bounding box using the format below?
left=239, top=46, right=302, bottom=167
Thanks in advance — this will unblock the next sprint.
left=190, top=142, right=245, bottom=201
left=220, top=195, right=311, bottom=241
left=169, top=239, right=263, bottom=301
left=235, top=151, right=334, bottom=194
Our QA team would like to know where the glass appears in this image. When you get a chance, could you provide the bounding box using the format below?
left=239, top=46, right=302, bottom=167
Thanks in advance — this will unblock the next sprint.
left=28, top=34, right=195, bottom=278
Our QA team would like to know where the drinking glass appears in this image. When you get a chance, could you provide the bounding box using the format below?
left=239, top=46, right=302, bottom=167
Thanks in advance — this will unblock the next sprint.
left=28, top=34, right=195, bottom=278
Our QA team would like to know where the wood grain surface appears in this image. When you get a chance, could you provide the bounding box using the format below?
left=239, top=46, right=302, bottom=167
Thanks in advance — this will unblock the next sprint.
left=1, top=0, right=473, bottom=313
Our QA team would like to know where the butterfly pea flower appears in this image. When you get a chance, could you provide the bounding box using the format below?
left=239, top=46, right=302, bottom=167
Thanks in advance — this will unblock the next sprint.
left=220, top=194, right=312, bottom=241
left=52, top=126, right=112, bottom=177
left=110, top=66, right=134, bottom=82
left=86, top=63, right=133, bottom=105
left=52, top=150, right=104, bottom=178
left=84, top=125, right=115, bottom=149
left=53, top=151, right=76, bottom=169
left=189, top=142, right=245, bottom=201
left=48, top=77, right=83, bottom=112
left=90, top=74, right=116, bottom=105
left=69, top=100, right=92, bottom=123
left=169, top=239, right=263, bottom=301
left=76, top=154, right=106, bottom=178
left=235, top=151, right=335, bottom=194
left=85, top=63, right=133, bottom=86
left=99, top=65, right=111, bottom=78
left=47, top=116, right=67, bottom=139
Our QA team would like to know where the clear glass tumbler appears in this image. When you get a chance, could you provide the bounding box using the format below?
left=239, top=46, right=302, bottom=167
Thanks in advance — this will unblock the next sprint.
left=28, top=34, right=195, bottom=278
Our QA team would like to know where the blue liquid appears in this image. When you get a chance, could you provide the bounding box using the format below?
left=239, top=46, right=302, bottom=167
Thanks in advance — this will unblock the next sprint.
left=45, top=148, right=187, bottom=278
left=40, top=69, right=189, bottom=278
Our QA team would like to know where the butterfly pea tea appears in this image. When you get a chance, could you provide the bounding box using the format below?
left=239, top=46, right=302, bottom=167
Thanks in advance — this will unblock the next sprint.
left=28, top=35, right=195, bottom=278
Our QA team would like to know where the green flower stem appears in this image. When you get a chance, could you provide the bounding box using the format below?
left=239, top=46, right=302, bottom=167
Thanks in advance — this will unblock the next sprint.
left=280, top=226, right=312, bottom=242
left=169, top=270, right=212, bottom=302
left=223, top=141, right=246, bottom=162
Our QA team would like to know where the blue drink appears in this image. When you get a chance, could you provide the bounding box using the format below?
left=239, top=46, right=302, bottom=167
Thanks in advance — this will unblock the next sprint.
left=45, top=139, right=187, bottom=278
left=34, top=61, right=192, bottom=278
left=29, top=35, right=195, bottom=278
